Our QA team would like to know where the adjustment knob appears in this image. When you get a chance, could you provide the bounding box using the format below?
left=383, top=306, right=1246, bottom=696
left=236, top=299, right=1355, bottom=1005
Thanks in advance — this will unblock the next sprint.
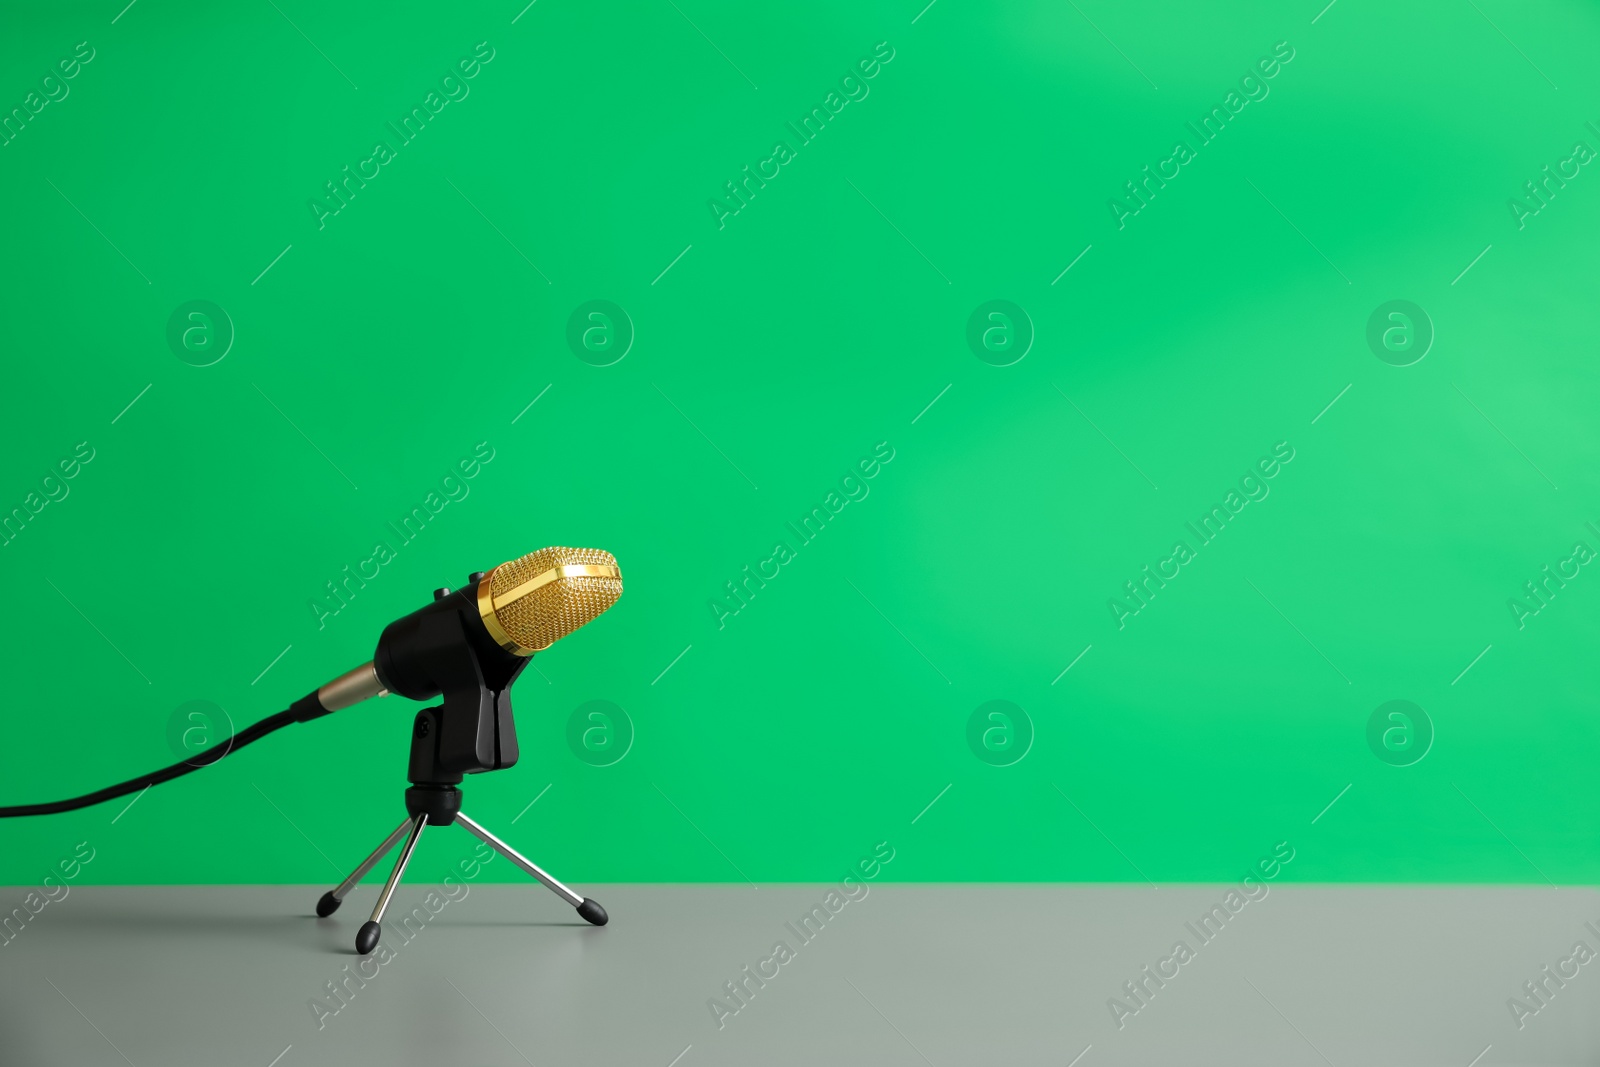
left=469, top=571, right=487, bottom=583
left=433, top=587, right=451, bottom=600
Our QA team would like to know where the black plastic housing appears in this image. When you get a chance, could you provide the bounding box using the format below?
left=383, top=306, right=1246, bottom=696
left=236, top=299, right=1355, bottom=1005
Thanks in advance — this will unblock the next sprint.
left=373, top=581, right=529, bottom=783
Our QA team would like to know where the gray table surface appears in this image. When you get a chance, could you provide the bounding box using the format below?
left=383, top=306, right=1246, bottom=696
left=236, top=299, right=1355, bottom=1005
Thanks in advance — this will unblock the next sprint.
left=0, top=881, right=1592, bottom=1066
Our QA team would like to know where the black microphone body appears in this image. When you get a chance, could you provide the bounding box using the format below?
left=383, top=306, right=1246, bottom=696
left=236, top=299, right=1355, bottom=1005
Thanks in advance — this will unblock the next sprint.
left=376, top=579, right=528, bottom=783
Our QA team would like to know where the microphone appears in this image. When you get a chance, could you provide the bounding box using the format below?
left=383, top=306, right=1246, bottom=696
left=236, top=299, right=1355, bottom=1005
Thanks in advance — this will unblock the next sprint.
left=296, top=545, right=623, bottom=779
left=0, top=546, right=623, bottom=817
left=309, top=545, right=623, bottom=716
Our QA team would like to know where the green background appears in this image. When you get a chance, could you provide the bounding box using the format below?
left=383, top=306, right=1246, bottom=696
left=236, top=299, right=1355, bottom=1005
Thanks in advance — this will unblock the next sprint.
left=2, top=0, right=1598, bottom=886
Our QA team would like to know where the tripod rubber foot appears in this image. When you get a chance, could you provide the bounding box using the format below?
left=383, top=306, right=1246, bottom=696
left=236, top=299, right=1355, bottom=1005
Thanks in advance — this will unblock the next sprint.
left=316, top=892, right=341, bottom=918
left=577, top=898, right=608, bottom=926
left=355, top=921, right=381, bottom=955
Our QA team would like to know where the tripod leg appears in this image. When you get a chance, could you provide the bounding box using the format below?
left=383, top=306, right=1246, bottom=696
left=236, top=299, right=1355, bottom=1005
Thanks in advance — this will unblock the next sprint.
left=356, top=813, right=427, bottom=954
left=315, top=818, right=412, bottom=917
left=456, top=811, right=608, bottom=926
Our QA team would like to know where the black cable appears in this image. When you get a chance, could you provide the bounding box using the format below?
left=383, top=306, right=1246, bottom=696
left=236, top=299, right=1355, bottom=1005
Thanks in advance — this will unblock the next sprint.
left=0, top=708, right=298, bottom=818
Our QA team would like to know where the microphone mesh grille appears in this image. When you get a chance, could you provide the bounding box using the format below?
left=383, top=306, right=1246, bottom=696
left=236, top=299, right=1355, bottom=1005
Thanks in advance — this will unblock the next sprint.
left=489, top=546, right=621, bottom=652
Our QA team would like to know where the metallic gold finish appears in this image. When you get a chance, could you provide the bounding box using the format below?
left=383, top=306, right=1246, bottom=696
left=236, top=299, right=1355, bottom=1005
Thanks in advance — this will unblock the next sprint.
left=476, top=579, right=518, bottom=654
left=318, top=662, right=388, bottom=712
left=495, top=564, right=620, bottom=607
left=475, top=547, right=623, bottom=656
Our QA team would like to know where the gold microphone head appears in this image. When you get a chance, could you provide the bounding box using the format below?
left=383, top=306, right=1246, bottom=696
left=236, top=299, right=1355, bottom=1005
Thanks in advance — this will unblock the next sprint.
left=475, top=547, right=622, bottom=655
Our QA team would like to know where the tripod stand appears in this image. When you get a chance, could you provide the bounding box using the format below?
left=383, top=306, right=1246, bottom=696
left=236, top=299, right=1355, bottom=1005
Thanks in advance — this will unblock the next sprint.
left=311, top=589, right=607, bottom=954
left=315, top=782, right=606, bottom=954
